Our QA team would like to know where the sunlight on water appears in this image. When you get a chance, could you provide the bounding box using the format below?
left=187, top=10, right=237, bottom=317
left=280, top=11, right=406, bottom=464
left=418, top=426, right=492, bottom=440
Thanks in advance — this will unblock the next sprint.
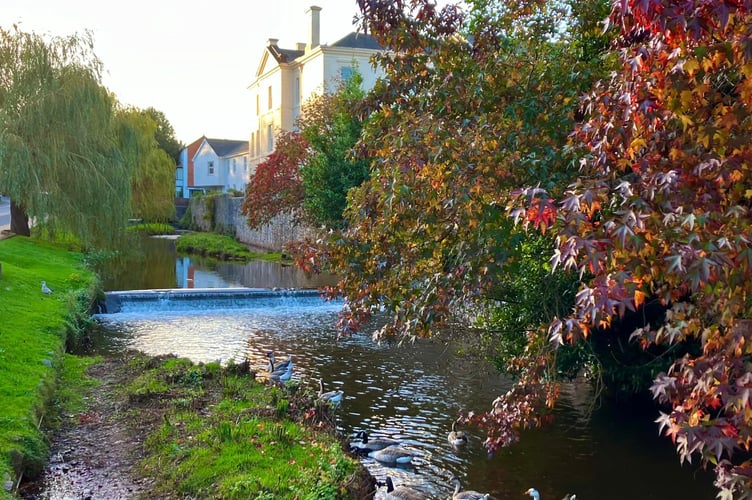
left=93, top=295, right=717, bottom=500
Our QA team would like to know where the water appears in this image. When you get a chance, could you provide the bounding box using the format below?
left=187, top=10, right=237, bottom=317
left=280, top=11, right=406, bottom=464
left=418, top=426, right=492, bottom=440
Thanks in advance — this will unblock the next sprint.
left=93, top=297, right=718, bottom=500
left=98, top=234, right=337, bottom=291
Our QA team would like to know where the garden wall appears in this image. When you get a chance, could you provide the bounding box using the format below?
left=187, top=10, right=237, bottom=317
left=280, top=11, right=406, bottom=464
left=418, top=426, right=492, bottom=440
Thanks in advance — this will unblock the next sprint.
left=189, top=195, right=318, bottom=252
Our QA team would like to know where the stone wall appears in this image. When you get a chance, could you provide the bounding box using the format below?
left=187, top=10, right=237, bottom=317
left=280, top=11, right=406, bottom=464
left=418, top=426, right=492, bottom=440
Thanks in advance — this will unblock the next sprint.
left=188, top=195, right=318, bottom=252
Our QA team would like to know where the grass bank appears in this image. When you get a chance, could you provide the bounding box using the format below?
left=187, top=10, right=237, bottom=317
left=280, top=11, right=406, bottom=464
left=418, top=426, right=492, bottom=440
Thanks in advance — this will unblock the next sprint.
left=115, top=353, right=373, bottom=499
left=0, top=236, right=97, bottom=498
left=175, top=232, right=284, bottom=262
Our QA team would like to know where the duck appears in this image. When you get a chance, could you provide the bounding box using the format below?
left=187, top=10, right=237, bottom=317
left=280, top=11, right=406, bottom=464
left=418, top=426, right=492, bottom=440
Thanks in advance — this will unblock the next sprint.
left=41, top=281, right=53, bottom=295
left=368, top=445, right=414, bottom=465
left=316, top=378, right=344, bottom=405
left=350, top=430, right=399, bottom=452
left=525, top=488, right=576, bottom=500
left=452, top=477, right=489, bottom=499
left=448, top=419, right=468, bottom=446
left=383, top=476, right=424, bottom=500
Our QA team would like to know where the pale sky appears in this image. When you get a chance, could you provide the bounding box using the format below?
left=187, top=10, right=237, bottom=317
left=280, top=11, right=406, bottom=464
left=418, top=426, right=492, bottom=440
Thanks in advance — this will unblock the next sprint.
left=0, top=0, right=364, bottom=145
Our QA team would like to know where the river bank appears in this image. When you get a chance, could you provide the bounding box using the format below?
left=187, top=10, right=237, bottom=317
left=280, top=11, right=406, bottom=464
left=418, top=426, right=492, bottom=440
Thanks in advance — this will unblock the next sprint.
left=19, top=352, right=375, bottom=499
left=1, top=235, right=372, bottom=500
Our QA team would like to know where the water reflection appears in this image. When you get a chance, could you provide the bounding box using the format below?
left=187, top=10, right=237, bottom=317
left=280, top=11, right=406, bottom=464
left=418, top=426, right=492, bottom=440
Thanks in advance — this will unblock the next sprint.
left=93, top=303, right=717, bottom=500
left=99, top=234, right=337, bottom=291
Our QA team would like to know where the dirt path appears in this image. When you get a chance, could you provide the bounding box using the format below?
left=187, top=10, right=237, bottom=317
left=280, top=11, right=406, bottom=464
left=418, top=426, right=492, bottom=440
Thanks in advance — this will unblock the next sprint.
left=18, top=357, right=153, bottom=500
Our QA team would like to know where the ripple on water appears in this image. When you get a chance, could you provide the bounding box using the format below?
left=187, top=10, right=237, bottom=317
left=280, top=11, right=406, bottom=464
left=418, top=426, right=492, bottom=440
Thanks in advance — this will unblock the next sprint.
left=91, top=299, right=718, bottom=500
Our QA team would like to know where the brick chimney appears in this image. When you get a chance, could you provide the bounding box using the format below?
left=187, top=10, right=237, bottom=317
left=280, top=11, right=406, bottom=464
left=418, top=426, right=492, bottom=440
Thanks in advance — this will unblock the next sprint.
left=306, top=6, right=321, bottom=52
left=268, top=38, right=279, bottom=47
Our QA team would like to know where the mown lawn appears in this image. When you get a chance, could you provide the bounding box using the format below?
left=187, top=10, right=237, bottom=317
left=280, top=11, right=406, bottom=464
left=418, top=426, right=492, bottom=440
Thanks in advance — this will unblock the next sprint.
left=0, top=236, right=96, bottom=498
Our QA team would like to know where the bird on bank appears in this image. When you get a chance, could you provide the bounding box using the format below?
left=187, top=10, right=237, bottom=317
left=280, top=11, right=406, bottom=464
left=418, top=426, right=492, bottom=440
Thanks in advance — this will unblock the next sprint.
left=448, top=419, right=468, bottom=447
left=269, top=360, right=293, bottom=383
left=350, top=430, right=399, bottom=452
left=383, top=476, right=424, bottom=500
left=41, top=281, right=52, bottom=295
left=367, top=445, right=414, bottom=465
left=452, top=477, right=490, bottom=499
left=316, top=378, right=344, bottom=405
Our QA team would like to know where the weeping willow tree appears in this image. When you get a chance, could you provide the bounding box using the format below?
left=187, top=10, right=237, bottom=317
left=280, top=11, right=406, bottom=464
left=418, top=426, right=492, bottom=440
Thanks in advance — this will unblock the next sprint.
left=0, top=26, right=132, bottom=248
left=117, top=107, right=177, bottom=222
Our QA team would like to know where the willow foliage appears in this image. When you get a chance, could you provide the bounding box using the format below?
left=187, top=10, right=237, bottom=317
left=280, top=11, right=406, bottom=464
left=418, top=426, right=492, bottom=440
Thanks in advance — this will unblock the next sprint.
left=0, top=27, right=132, bottom=248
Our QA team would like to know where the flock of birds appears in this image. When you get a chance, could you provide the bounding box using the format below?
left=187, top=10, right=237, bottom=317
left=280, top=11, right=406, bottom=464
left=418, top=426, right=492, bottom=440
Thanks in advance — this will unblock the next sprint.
left=264, top=351, right=576, bottom=500
left=266, top=351, right=344, bottom=404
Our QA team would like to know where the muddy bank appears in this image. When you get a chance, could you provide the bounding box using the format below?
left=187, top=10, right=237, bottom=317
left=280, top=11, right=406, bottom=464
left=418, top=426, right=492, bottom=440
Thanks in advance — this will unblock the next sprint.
left=17, top=352, right=376, bottom=500
left=18, top=357, right=152, bottom=500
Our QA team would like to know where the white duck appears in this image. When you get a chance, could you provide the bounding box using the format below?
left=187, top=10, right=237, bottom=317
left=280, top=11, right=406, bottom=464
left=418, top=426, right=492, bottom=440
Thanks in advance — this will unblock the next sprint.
left=525, top=488, right=576, bottom=500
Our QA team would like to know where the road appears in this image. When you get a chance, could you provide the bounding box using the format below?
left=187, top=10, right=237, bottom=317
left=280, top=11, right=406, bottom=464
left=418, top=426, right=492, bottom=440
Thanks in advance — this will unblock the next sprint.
left=0, top=196, right=9, bottom=231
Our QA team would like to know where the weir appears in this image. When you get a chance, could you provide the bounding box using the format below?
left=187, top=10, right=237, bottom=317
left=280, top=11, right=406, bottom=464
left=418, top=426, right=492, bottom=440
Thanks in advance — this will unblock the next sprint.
left=100, top=287, right=334, bottom=314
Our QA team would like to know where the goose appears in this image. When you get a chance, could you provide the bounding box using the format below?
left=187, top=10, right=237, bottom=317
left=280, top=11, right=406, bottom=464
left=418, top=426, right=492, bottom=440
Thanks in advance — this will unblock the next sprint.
left=269, top=362, right=293, bottom=383
left=41, top=281, right=53, bottom=295
left=350, top=430, right=399, bottom=452
left=384, top=476, right=424, bottom=500
left=452, top=477, right=489, bottom=500
left=448, top=420, right=468, bottom=446
left=525, top=488, right=576, bottom=500
left=266, top=351, right=293, bottom=372
left=316, top=378, right=344, bottom=405
left=368, top=445, right=413, bottom=465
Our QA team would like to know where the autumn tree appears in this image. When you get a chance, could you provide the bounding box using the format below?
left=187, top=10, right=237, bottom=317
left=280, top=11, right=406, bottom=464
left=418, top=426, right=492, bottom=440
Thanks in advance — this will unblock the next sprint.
left=0, top=27, right=131, bottom=247
left=117, top=107, right=177, bottom=222
left=294, top=0, right=611, bottom=346
left=507, top=0, right=752, bottom=496
left=242, top=72, right=369, bottom=229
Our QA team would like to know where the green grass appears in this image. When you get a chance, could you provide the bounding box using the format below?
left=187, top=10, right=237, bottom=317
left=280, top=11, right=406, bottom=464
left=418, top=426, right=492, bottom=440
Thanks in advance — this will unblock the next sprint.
left=125, top=355, right=363, bottom=499
left=175, top=232, right=283, bottom=262
left=0, top=236, right=97, bottom=498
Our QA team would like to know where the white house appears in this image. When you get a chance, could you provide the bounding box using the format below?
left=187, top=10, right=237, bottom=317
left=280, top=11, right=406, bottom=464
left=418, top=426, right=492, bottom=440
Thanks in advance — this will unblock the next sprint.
left=246, top=5, right=383, bottom=173
left=177, top=137, right=249, bottom=197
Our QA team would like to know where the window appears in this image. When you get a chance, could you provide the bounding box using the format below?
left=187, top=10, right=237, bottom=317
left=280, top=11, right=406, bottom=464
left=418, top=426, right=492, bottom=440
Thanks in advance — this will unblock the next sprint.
left=243, top=157, right=248, bottom=173
left=208, top=161, right=215, bottom=175
left=231, top=159, right=236, bottom=175
left=268, top=85, right=273, bottom=110
left=176, top=167, right=183, bottom=181
left=267, top=124, right=273, bottom=152
left=340, top=66, right=353, bottom=81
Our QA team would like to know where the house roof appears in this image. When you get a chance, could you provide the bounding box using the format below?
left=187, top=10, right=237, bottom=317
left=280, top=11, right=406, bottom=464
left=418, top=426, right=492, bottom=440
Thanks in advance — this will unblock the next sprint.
left=268, top=45, right=304, bottom=63
left=330, top=32, right=382, bottom=50
left=205, top=138, right=249, bottom=157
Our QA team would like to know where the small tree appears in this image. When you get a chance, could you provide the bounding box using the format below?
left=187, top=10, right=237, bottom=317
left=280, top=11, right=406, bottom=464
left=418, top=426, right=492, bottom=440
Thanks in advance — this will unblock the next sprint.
left=242, top=72, right=369, bottom=229
left=117, top=107, right=177, bottom=222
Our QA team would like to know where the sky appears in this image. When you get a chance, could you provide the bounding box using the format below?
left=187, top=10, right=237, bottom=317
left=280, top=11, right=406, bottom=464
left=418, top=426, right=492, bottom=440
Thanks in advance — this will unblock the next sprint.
left=0, top=0, right=364, bottom=145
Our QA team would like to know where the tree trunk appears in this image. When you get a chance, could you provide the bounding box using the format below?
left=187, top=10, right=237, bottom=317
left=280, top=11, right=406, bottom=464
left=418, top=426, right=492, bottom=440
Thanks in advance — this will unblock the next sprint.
left=10, top=200, right=30, bottom=236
